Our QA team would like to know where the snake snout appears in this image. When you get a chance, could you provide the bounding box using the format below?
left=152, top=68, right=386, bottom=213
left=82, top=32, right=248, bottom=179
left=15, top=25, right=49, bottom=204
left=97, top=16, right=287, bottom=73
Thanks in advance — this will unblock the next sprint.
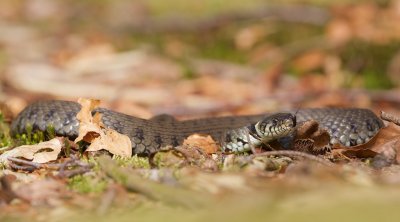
left=255, top=113, right=296, bottom=139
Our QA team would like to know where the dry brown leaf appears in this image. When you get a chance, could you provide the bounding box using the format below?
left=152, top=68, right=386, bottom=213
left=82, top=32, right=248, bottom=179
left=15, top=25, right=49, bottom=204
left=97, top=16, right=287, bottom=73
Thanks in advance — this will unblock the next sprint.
left=326, top=19, right=353, bottom=46
left=183, top=134, right=219, bottom=154
left=86, top=129, right=132, bottom=157
left=371, top=138, right=399, bottom=169
left=0, top=138, right=63, bottom=165
left=332, top=123, right=400, bottom=160
left=234, top=25, right=267, bottom=50
left=341, top=123, right=400, bottom=150
left=74, top=98, right=132, bottom=157
left=74, top=98, right=101, bottom=143
left=292, top=50, right=326, bottom=73
left=293, top=120, right=330, bottom=154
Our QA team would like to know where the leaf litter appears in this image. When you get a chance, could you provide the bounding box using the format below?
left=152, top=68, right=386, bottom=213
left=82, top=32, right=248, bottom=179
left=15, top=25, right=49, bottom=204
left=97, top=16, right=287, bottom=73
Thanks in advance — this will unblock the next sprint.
left=1, top=0, right=400, bottom=221
left=1, top=97, right=400, bottom=221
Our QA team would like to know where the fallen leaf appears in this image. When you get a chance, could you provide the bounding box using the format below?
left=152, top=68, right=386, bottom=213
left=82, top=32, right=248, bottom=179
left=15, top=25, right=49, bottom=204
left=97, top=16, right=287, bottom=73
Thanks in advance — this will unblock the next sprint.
left=74, top=98, right=102, bottom=143
left=292, top=50, right=326, bottom=73
left=183, top=134, right=219, bottom=154
left=87, top=129, right=132, bottom=157
left=74, top=98, right=132, bottom=157
left=326, top=19, right=353, bottom=46
left=0, top=138, right=63, bottom=165
left=335, top=123, right=400, bottom=151
left=371, top=138, right=399, bottom=169
left=235, top=25, right=267, bottom=50
left=331, top=123, right=400, bottom=160
left=294, top=120, right=331, bottom=154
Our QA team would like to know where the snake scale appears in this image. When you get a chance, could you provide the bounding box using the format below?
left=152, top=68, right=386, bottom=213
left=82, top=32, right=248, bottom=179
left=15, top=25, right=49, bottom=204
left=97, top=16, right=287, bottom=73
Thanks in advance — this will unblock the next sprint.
left=10, top=100, right=384, bottom=156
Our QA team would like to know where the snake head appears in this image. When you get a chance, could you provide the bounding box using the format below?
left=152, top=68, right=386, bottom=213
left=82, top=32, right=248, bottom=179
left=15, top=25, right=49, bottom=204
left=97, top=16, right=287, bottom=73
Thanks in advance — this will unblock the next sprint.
left=252, top=112, right=296, bottom=141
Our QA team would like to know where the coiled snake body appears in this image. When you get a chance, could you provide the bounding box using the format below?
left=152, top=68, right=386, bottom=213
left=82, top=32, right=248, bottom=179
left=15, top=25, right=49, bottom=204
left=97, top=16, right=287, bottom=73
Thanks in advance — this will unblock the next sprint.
left=11, top=100, right=384, bottom=156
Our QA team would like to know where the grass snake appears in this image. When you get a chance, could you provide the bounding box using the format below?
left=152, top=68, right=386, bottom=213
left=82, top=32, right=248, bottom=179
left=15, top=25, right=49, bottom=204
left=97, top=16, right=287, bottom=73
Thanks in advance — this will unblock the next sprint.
left=11, top=100, right=384, bottom=155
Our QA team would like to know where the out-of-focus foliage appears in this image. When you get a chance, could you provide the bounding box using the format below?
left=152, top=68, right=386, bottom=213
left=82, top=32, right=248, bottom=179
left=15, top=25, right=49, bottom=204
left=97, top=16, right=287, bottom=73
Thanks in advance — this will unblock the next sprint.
left=0, top=0, right=399, bottom=92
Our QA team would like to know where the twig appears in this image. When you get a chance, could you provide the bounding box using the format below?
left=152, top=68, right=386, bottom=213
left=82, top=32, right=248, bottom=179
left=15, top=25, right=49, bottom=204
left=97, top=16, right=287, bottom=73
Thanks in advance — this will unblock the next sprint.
left=7, top=157, right=43, bottom=169
left=381, top=111, right=400, bottom=126
left=8, top=162, right=36, bottom=172
left=57, top=167, right=92, bottom=178
left=7, top=155, right=93, bottom=178
left=249, top=150, right=334, bottom=167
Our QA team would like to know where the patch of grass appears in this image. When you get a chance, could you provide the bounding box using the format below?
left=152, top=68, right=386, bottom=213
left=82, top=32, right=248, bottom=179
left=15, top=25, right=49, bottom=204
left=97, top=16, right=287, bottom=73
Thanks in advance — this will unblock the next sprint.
left=14, top=124, right=57, bottom=145
left=0, top=113, right=11, bottom=147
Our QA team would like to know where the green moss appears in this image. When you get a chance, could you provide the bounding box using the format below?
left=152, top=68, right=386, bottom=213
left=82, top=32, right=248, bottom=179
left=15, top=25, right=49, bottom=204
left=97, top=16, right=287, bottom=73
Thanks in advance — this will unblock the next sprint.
left=68, top=174, right=108, bottom=194
left=112, top=155, right=150, bottom=169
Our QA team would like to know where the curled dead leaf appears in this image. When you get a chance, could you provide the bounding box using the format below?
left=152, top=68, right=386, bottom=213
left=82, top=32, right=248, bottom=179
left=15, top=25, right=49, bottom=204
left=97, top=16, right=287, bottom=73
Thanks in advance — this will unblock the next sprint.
left=183, top=134, right=219, bottom=154
left=332, top=123, right=400, bottom=160
left=371, top=138, right=399, bottom=169
left=294, top=120, right=330, bottom=154
left=0, top=138, right=63, bottom=165
left=74, top=98, right=102, bottom=143
left=74, top=98, right=132, bottom=157
left=87, top=129, right=132, bottom=157
left=335, top=123, right=400, bottom=151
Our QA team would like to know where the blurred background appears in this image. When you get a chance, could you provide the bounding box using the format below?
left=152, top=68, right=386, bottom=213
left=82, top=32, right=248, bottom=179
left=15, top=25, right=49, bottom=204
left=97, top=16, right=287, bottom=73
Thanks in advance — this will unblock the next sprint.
left=0, top=0, right=399, bottom=119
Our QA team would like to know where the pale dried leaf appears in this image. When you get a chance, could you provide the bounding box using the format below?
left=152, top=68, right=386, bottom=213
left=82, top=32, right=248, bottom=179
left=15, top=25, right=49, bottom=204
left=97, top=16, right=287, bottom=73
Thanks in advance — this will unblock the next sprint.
left=77, top=98, right=100, bottom=120
left=183, top=134, right=219, bottom=154
left=0, top=138, right=62, bottom=164
left=371, top=138, right=399, bottom=169
left=87, top=129, right=132, bottom=157
left=74, top=98, right=102, bottom=143
left=74, top=98, right=131, bottom=157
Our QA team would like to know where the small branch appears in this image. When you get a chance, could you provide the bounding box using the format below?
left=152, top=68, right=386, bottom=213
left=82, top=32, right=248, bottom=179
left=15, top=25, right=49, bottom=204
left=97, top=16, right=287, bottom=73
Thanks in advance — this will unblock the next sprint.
left=7, top=155, right=93, bottom=178
left=7, top=157, right=43, bottom=169
left=249, top=150, right=334, bottom=167
left=381, top=111, right=400, bottom=126
left=8, top=162, right=36, bottom=172
left=57, top=167, right=92, bottom=178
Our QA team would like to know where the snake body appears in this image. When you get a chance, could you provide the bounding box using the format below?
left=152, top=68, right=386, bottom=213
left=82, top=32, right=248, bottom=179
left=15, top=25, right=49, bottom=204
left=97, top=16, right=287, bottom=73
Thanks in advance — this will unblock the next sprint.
left=11, top=100, right=384, bottom=155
